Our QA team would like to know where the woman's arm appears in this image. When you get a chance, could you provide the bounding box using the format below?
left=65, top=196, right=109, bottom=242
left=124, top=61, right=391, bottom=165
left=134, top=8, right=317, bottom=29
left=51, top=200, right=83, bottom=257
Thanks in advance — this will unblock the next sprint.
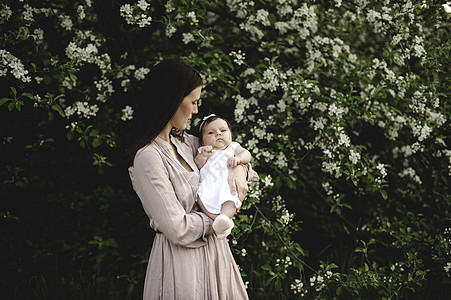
left=228, top=164, right=250, bottom=201
left=130, top=149, right=213, bottom=248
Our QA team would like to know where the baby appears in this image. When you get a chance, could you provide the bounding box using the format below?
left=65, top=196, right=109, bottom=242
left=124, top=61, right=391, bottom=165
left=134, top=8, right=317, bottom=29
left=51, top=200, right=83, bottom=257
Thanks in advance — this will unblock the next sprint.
left=195, top=114, right=251, bottom=239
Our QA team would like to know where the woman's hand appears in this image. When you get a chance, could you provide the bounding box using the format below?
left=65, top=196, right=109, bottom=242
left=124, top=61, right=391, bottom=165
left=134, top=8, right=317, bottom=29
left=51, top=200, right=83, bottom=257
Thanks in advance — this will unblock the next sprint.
left=228, top=164, right=248, bottom=202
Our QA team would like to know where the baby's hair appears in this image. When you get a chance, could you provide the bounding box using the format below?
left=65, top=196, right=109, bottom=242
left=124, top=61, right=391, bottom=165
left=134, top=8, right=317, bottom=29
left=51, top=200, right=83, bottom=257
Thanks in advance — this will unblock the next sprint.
left=198, top=114, right=233, bottom=144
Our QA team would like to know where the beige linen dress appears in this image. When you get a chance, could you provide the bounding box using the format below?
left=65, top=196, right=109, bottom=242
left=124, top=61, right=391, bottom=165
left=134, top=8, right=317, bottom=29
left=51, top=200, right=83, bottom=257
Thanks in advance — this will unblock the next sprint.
left=129, top=132, right=253, bottom=300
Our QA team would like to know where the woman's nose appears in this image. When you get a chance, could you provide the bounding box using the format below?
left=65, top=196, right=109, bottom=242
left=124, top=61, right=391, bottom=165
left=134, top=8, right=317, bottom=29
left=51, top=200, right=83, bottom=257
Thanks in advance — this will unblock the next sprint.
left=192, top=104, right=198, bottom=114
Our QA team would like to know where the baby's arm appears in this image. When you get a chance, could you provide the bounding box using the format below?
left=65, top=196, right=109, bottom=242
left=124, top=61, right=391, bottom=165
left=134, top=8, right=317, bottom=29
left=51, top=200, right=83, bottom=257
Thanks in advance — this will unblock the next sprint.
left=194, top=146, right=213, bottom=169
left=228, top=145, right=251, bottom=167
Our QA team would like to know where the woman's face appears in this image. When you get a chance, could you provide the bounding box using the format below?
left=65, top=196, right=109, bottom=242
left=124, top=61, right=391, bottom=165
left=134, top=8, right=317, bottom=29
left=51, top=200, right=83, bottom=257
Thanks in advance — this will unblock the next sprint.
left=201, top=118, right=232, bottom=150
left=171, top=86, right=201, bottom=130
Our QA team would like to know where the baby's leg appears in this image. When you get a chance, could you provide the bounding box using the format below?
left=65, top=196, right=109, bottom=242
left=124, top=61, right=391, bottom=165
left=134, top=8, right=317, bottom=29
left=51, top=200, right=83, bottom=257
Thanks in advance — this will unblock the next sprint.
left=212, top=201, right=236, bottom=239
left=197, top=196, right=219, bottom=220
left=220, top=200, right=237, bottom=219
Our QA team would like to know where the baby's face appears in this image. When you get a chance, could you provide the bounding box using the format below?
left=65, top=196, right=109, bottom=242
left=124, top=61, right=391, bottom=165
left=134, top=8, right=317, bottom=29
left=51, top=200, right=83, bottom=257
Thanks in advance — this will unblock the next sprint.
left=202, top=118, right=232, bottom=150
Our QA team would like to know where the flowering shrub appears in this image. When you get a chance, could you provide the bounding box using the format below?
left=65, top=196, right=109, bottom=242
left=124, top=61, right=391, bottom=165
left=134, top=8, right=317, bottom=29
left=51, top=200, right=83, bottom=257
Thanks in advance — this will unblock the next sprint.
left=1, top=0, right=449, bottom=298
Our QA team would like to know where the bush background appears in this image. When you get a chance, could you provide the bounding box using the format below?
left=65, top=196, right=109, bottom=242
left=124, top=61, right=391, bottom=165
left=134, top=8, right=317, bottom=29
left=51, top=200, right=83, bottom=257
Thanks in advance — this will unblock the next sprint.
left=1, top=0, right=450, bottom=299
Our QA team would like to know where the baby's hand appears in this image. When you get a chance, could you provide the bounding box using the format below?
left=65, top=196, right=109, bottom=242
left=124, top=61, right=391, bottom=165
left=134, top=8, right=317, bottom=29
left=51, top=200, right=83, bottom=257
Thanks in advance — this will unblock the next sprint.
left=227, top=157, right=241, bottom=167
left=201, top=146, right=213, bottom=157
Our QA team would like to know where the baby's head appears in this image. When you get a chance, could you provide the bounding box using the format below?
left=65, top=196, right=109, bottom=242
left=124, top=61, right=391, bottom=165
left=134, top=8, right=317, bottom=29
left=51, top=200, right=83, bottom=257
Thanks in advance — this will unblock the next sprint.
left=199, top=114, right=233, bottom=150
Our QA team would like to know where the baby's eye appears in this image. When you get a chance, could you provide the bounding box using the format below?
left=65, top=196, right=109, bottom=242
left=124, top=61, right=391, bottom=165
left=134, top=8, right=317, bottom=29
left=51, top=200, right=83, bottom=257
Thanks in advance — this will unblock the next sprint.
left=208, top=131, right=214, bottom=134
left=221, top=129, right=227, bottom=132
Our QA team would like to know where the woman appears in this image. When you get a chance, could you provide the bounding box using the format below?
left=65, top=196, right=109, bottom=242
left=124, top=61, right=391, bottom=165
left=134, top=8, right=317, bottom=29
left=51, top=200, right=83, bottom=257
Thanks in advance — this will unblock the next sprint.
left=127, top=58, right=257, bottom=299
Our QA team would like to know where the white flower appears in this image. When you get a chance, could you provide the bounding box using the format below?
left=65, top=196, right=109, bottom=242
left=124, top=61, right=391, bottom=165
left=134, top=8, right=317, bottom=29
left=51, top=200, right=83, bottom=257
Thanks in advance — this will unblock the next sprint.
left=59, top=15, right=73, bottom=31
left=64, top=101, right=99, bottom=119
left=281, top=209, right=292, bottom=225
left=166, top=24, right=176, bottom=37
left=349, top=149, right=361, bottom=164
left=338, top=132, right=351, bottom=147
left=444, top=262, right=451, bottom=273
left=137, top=14, right=152, bottom=27
left=0, top=50, right=31, bottom=82
left=137, top=0, right=150, bottom=11
left=186, top=11, right=199, bottom=25
left=22, top=4, right=34, bottom=23
left=182, top=33, right=195, bottom=44
left=377, top=163, right=387, bottom=178
left=0, top=4, right=12, bottom=24
left=134, top=67, right=150, bottom=80
left=65, top=42, right=98, bottom=63
left=77, top=5, right=85, bottom=20
left=262, top=175, right=274, bottom=187
left=121, top=105, right=134, bottom=121
left=310, top=117, right=327, bottom=131
left=229, top=50, right=246, bottom=65
left=165, top=1, right=175, bottom=13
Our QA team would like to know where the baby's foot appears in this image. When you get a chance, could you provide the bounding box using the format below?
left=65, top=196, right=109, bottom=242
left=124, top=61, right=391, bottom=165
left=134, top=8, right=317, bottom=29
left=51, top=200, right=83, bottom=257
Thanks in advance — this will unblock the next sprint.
left=213, top=215, right=234, bottom=239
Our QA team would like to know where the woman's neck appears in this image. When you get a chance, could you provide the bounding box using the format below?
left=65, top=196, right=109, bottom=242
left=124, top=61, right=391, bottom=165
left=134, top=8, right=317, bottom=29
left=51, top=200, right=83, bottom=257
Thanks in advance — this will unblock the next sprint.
left=157, top=125, right=172, bottom=143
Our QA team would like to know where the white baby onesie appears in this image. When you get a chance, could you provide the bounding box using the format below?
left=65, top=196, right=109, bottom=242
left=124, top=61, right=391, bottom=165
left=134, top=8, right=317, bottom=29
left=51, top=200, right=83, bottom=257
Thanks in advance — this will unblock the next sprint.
left=197, top=141, right=242, bottom=214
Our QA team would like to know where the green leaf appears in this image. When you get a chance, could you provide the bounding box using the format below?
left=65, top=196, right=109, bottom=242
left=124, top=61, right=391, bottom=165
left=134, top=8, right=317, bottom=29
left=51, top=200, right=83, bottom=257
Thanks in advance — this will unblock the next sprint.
left=380, top=190, right=387, bottom=200
left=15, top=101, right=23, bottom=111
left=92, top=137, right=102, bottom=148
left=8, top=102, right=15, bottom=111
left=342, top=202, right=352, bottom=209
left=51, top=104, right=66, bottom=118
left=10, top=87, right=17, bottom=97
left=0, top=98, right=10, bottom=106
left=264, top=276, right=275, bottom=286
left=274, top=279, right=281, bottom=291
left=22, top=92, right=34, bottom=100
left=69, top=73, right=77, bottom=84
left=261, top=264, right=272, bottom=271
left=66, top=131, right=74, bottom=141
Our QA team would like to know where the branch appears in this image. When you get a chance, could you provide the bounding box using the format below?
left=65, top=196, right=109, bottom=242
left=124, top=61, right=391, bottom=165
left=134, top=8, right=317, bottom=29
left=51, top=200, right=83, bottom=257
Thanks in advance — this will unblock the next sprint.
left=252, top=203, right=317, bottom=273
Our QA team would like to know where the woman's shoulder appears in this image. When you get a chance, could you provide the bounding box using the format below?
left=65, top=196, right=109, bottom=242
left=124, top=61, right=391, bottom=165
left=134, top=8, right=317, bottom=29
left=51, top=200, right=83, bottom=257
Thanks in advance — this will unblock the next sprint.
left=183, top=132, right=200, bottom=148
left=133, top=139, right=167, bottom=164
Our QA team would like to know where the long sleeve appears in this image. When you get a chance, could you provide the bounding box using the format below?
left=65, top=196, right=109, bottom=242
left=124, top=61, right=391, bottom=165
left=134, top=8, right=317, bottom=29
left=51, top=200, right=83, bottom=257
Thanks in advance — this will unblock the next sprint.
left=130, top=147, right=213, bottom=248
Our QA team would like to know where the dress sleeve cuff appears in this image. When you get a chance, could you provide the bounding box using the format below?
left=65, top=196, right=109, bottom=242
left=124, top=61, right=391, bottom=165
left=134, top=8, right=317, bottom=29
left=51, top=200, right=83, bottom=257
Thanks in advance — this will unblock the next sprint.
left=245, top=163, right=259, bottom=186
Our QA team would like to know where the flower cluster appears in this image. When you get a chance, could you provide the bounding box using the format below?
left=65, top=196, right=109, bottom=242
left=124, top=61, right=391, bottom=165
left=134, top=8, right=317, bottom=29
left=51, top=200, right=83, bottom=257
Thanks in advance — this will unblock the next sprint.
left=64, top=101, right=99, bottom=119
left=229, top=50, right=246, bottom=65
left=133, top=67, right=150, bottom=80
left=120, top=1, right=152, bottom=28
left=0, top=50, right=31, bottom=83
left=121, top=105, right=134, bottom=121
left=290, top=278, right=306, bottom=296
left=0, top=4, right=12, bottom=24
left=309, top=270, right=334, bottom=292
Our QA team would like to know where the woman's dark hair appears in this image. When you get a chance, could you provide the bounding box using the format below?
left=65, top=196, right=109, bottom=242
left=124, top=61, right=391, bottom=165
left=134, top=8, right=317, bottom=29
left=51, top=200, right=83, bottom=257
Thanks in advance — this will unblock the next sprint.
left=198, top=115, right=233, bottom=145
left=126, top=58, right=202, bottom=166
